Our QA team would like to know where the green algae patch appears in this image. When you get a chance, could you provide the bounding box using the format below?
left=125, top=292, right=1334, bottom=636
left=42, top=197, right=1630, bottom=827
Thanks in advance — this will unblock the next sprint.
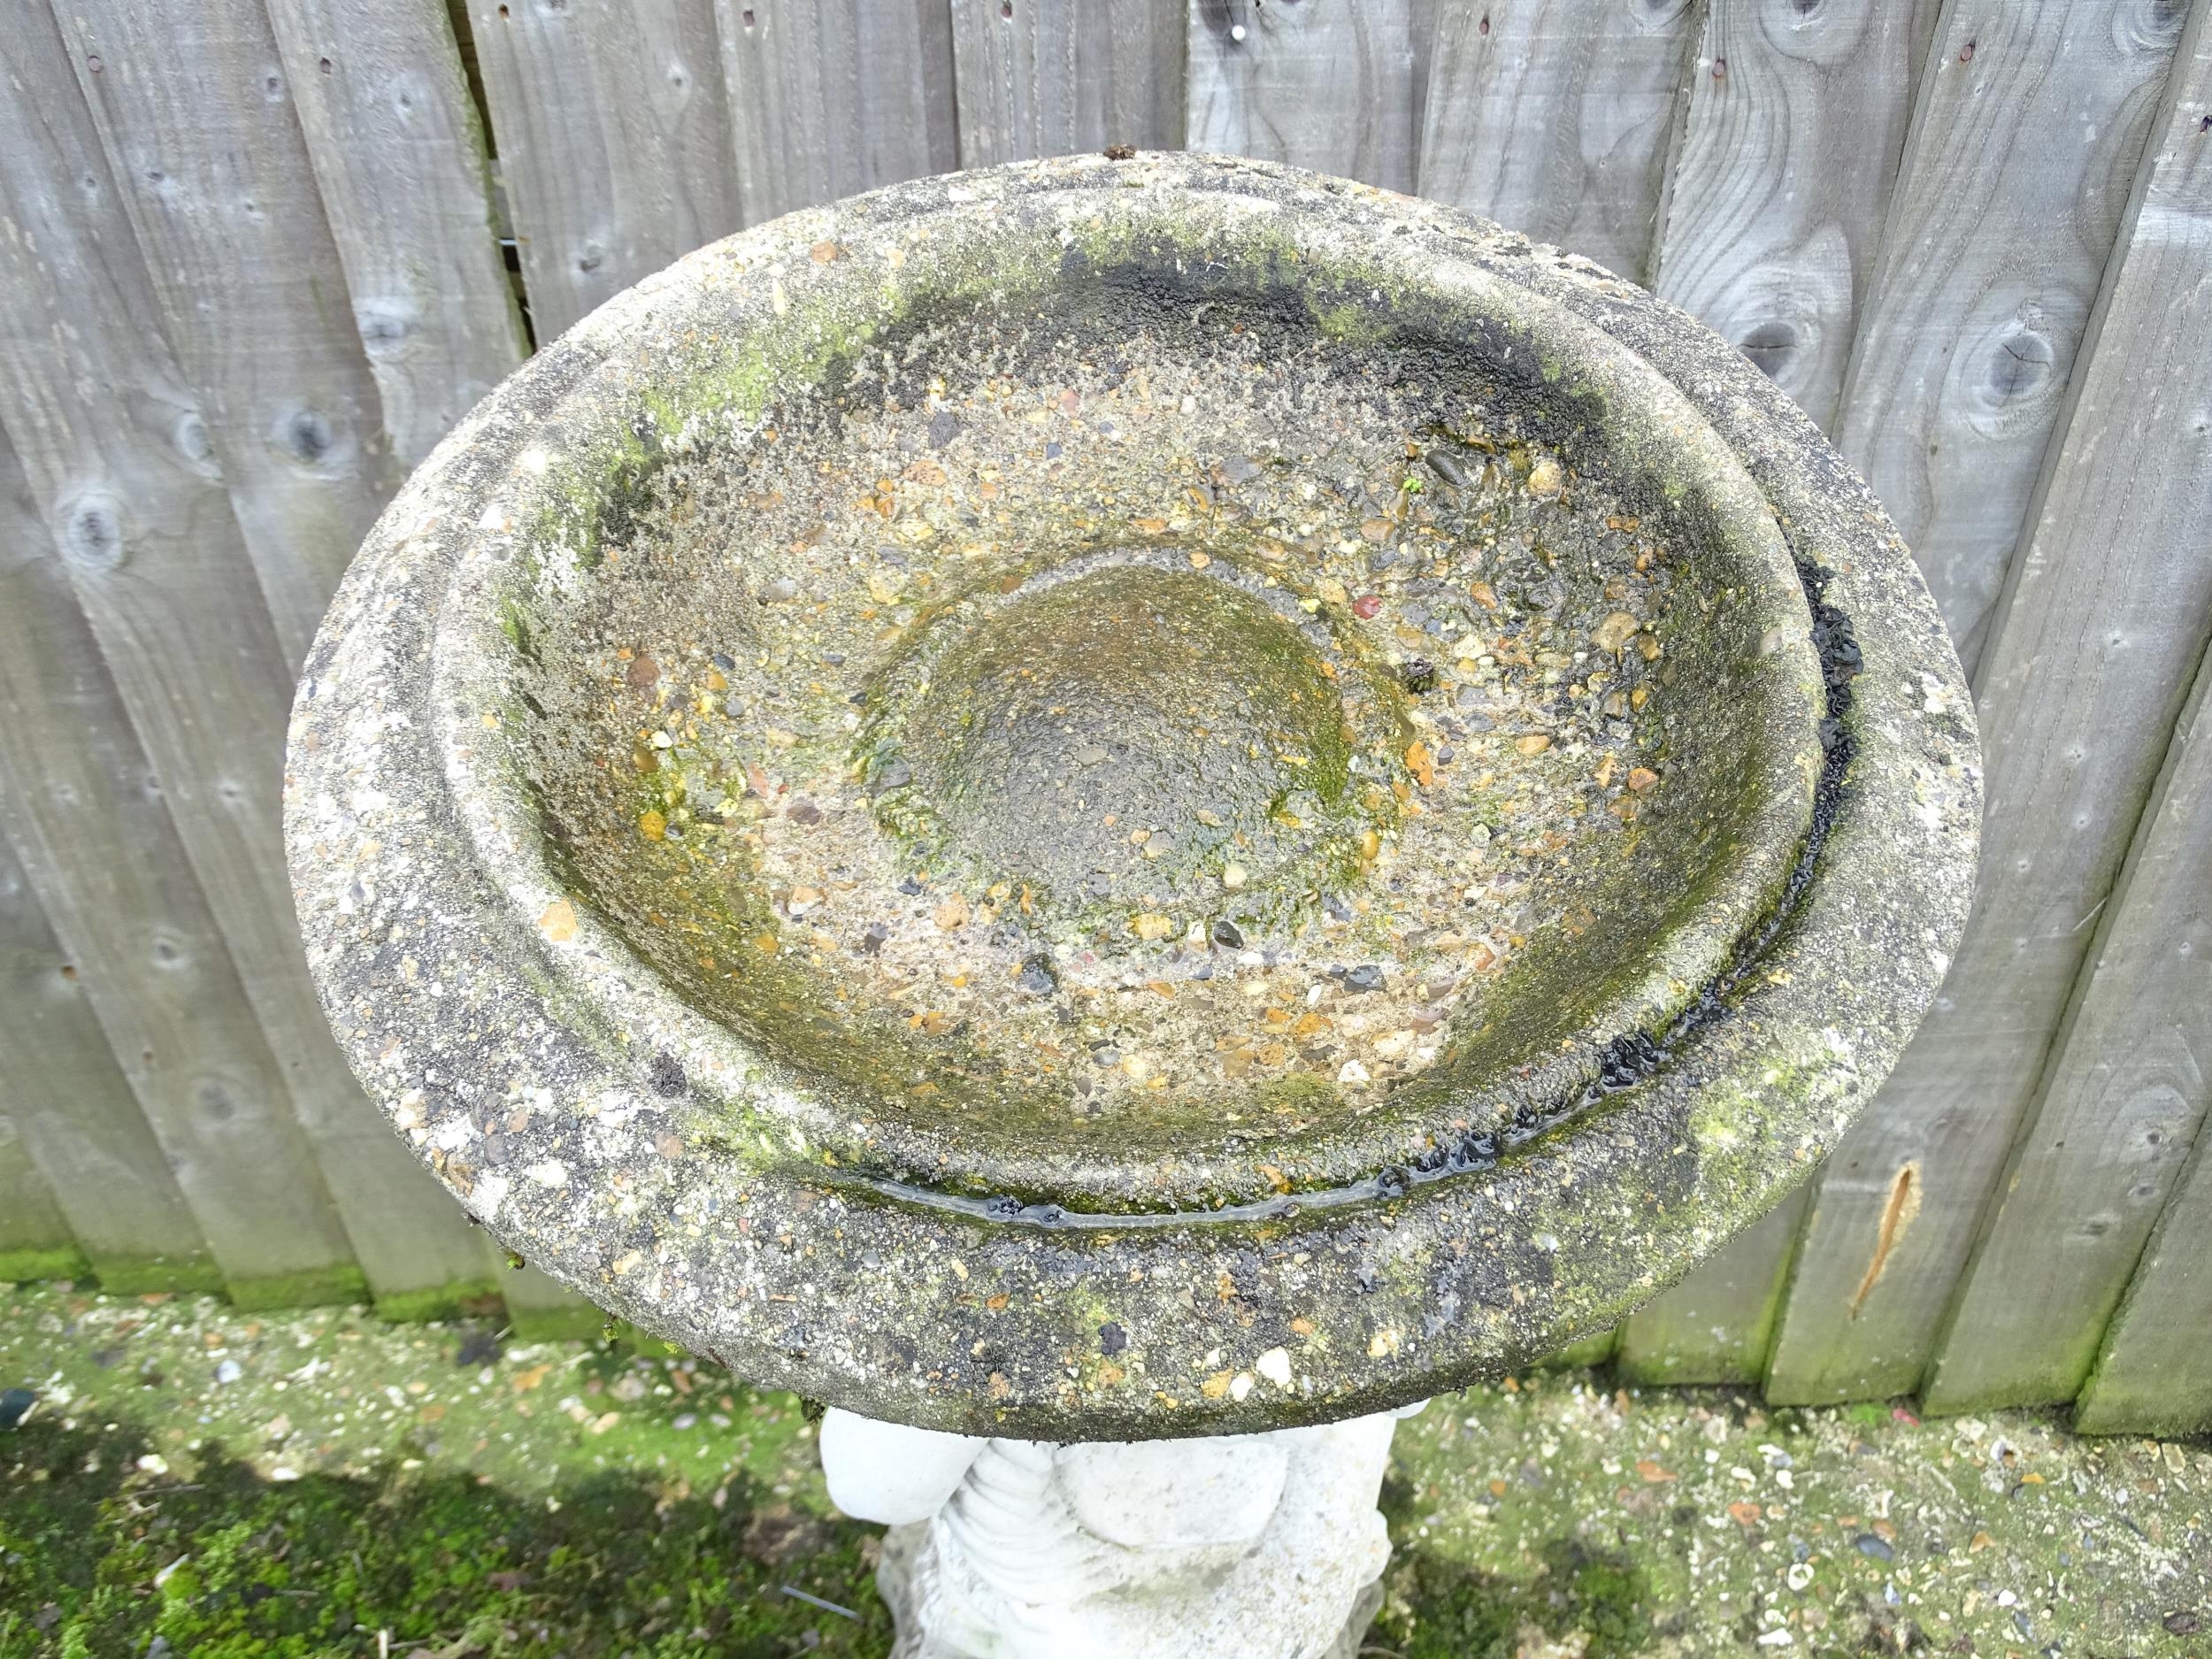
left=225, top=1265, right=371, bottom=1314
left=0, top=1248, right=88, bottom=1286
left=371, top=1278, right=503, bottom=1326
left=479, top=237, right=1824, bottom=1209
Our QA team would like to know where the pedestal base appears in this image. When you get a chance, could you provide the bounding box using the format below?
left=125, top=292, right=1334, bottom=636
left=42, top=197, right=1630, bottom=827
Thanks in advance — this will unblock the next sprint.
left=821, top=1403, right=1421, bottom=1659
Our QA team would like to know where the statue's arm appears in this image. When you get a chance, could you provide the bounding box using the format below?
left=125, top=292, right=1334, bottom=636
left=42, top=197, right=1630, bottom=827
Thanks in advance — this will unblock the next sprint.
left=819, top=1409, right=990, bottom=1525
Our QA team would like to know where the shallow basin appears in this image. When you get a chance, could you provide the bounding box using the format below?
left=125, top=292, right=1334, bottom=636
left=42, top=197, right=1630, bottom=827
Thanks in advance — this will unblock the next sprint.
left=288, top=154, right=1978, bottom=1437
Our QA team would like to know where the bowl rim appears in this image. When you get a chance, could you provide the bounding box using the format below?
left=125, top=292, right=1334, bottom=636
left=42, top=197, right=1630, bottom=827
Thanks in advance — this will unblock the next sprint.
left=287, top=151, right=1979, bottom=1438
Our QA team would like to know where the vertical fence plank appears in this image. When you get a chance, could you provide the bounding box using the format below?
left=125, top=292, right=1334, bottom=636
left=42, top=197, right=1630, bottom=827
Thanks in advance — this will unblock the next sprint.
left=1766, top=4, right=2212, bottom=1406
left=470, top=0, right=744, bottom=338
left=0, top=801, right=216, bottom=1294
left=949, top=0, right=1185, bottom=165
left=0, top=6, right=490, bottom=1310
left=1923, top=641, right=2212, bottom=1412
left=2072, top=1125, right=2212, bottom=1437
left=718, top=0, right=960, bottom=225
left=1187, top=0, right=1417, bottom=190
left=1651, top=0, right=1938, bottom=431
left=1920, top=12, right=2212, bottom=1416
left=1616, top=0, right=1934, bottom=1381
left=53, top=0, right=399, bottom=669
left=0, top=393, right=353, bottom=1301
left=1416, top=0, right=1701, bottom=281
left=1538, top=1329, right=1618, bottom=1370
left=1833, top=0, right=2185, bottom=675
left=501, top=1261, right=608, bottom=1340
left=265, top=0, right=528, bottom=466
left=0, top=1110, right=80, bottom=1283
left=1617, top=1186, right=1808, bottom=1386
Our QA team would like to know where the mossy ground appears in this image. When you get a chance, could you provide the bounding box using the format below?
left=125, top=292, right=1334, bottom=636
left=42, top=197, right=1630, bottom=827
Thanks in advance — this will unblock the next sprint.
left=3, top=1283, right=2204, bottom=1657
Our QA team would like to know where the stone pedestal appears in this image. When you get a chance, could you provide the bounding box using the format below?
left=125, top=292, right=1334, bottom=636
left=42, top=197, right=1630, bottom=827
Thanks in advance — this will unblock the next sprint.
left=822, top=1403, right=1424, bottom=1659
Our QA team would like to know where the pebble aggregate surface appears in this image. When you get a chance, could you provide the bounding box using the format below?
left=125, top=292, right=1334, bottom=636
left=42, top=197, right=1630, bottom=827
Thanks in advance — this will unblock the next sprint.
left=535, top=333, right=1725, bottom=1137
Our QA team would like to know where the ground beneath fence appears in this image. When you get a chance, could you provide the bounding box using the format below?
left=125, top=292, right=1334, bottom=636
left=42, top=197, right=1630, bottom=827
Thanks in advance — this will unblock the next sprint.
left=1, top=1285, right=2205, bottom=1658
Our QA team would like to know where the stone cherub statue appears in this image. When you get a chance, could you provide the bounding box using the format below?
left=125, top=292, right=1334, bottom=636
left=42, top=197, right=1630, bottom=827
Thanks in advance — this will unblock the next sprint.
left=820, top=1402, right=1423, bottom=1658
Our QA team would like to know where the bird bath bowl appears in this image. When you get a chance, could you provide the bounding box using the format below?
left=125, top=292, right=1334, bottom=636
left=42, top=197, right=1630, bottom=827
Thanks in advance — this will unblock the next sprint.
left=288, top=154, right=1978, bottom=1655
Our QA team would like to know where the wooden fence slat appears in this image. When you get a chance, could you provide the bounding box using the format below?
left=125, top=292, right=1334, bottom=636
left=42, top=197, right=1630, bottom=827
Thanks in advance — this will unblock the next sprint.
left=1917, top=21, right=2212, bottom=1416
left=1616, top=1186, right=1808, bottom=1386
left=1766, top=4, right=2212, bottom=1407
left=469, top=0, right=745, bottom=339
left=718, top=0, right=960, bottom=227
left=1615, top=0, right=1934, bottom=1381
left=265, top=0, right=528, bottom=467
left=1416, top=0, right=1701, bottom=283
left=0, top=8, right=489, bottom=1309
left=1537, top=1328, right=1618, bottom=1371
left=57, top=0, right=496, bottom=1308
left=54, top=0, right=398, bottom=669
left=1922, top=640, right=2212, bottom=1411
left=1651, top=0, right=1939, bottom=431
left=0, top=400, right=352, bottom=1301
left=0, top=1114, right=80, bottom=1284
left=1186, top=0, right=1417, bottom=192
left=949, top=0, right=1185, bottom=165
left=266, top=0, right=541, bottom=1310
left=501, top=1261, right=607, bottom=1341
left=0, top=787, right=217, bottom=1294
left=1832, top=0, right=2185, bottom=676
left=2072, top=1125, right=2212, bottom=1438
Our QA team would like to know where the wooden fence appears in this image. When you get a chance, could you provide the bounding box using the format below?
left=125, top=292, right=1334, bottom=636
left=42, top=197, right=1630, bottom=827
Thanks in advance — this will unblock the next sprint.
left=0, top=0, right=2208, bottom=1436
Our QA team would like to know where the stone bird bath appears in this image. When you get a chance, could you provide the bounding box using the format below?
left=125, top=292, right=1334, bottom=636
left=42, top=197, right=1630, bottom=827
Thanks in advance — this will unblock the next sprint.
left=288, top=155, right=1979, bottom=1656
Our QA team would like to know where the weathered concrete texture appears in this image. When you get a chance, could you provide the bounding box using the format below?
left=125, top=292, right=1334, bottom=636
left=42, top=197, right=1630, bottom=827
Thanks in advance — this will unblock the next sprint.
left=286, top=154, right=1978, bottom=1439
left=824, top=1403, right=1411, bottom=1657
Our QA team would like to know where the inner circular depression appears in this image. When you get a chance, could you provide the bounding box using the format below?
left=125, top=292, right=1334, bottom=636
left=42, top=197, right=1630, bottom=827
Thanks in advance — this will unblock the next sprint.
left=862, top=550, right=1403, bottom=919
left=503, top=266, right=1819, bottom=1203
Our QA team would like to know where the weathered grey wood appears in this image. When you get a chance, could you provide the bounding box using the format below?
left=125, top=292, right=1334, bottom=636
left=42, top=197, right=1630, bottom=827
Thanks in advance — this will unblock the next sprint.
left=0, top=392, right=352, bottom=1301
left=1652, top=0, right=1939, bottom=430
left=0, top=780, right=216, bottom=1294
left=1609, top=0, right=1937, bottom=1379
left=718, top=0, right=960, bottom=226
left=1617, top=1185, right=1809, bottom=1386
left=0, top=1111, right=81, bottom=1282
left=471, top=0, right=744, bottom=337
left=501, top=1261, right=607, bottom=1340
left=1187, top=0, right=1417, bottom=192
left=265, top=0, right=527, bottom=466
left=1416, top=0, right=1701, bottom=282
left=2073, top=1122, right=2212, bottom=1438
left=949, top=0, right=1185, bottom=165
left=53, top=0, right=399, bottom=669
left=0, top=6, right=488, bottom=1307
left=1767, top=3, right=2212, bottom=1407
left=1924, top=635, right=2212, bottom=1412
left=1921, top=11, right=2212, bottom=1409
left=1833, top=0, right=2185, bottom=675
